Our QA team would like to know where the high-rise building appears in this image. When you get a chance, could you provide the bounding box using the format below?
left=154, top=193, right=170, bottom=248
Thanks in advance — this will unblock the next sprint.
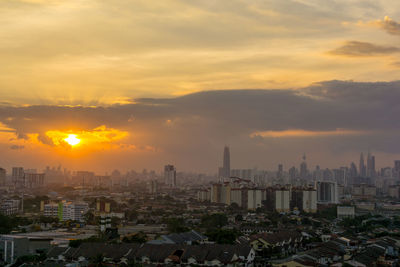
left=349, top=162, right=358, bottom=178
left=366, top=152, right=376, bottom=178
left=218, top=146, right=231, bottom=178
left=147, top=180, right=158, bottom=194
left=24, top=173, right=45, bottom=188
left=315, top=181, right=338, bottom=204
left=300, top=153, right=308, bottom=180
left=359, top=153, right=366, bottom=177
left=394, top=160, right=400, bottom=179
left=12, top=167, right=24, bottom=187
left=291, top=188, right=317, bottom=213
left=164, top=165, right=176, bottom=187
left=289, top=167, right=296, bottom=181
left=0, top=168, right=6, bottom=186
left=277, top=164, right=283, bottom=179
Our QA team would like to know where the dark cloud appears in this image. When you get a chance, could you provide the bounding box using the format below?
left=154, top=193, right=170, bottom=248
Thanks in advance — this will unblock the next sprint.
left=328, top=41, right=400, bottom=57
left=1, top=80, right=400, bottom=170
left=10, top=145, right=24, bottom=150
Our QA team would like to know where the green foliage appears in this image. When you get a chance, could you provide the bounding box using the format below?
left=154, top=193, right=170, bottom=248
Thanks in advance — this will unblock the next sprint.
left=0, top=213, right=13, bottom=234
left=38, top=215, right=59, bottom=224
left=13, top=251, right=46, bottom=265
left=69, top=235, right=107, bottom=248
left=122, top=232, right=147, bottom=243
left=126, top=210, right=138, bottom=221
left=315, top=205, right=337, bottom=220
left=235, top=214, right=243, bottom=222
left=166, top=218, right=189, bottom=233
left=201, top=213, right=228, bottom=230
left=84, top=211, right=97, bottom=225
left=206, top=229, right=239, bottom=244
left=23, top=195, right=49, bottom=212
left=90, top=253, right=105, bottom=267
left=0, top=214, right=33, bottom=234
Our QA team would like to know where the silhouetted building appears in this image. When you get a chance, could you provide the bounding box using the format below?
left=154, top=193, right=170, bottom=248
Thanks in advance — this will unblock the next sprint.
left=218, top=146, right=230, bottom=178
left=0, top=168, right=6, bottom=186
left=359, top=153, right=366, bottom=177
left=300, top=154, right=308, bottom=180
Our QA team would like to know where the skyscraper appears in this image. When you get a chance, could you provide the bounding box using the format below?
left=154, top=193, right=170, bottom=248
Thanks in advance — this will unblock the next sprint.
left=349, top=162, right=358, bottom=178
left=366, top=153, right=375, bottom=178
left=218, top=146, right=230, bottom=178
left=12, top=167, right=24, bottom=187
left=359, top=153, right=366, bottom=177
left=394, top=160, right=400, bottom=179
left=164, top=164, right=176, bottom=187
left=300, top=153, right=308, bottom=180
left=0, top=168, right=6, bottom=186
left=277, top=164, right=283, bottom=179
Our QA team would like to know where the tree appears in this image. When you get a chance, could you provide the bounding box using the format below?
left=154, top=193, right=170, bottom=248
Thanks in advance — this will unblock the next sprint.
left=201, top=213, right=228, bottom=230
left=90, top=253, right=105, bottom=267
left=235, top=214, right=243, bottom=222
left=166, top=218, right=189, bottom=233
left=206, top=229, right=239, bottom=244
left=122, top=232, right=147, bottom=243
left=0, top=214, right=13, bottom=234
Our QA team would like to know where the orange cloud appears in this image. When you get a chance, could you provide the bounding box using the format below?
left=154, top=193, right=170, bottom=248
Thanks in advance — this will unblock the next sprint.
left=45, top=125, right=128, bottom=148
left=250, top=129, right=366, bottom=138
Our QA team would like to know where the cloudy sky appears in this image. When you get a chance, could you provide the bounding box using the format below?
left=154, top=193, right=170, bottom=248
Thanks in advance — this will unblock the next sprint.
left=1, top=0, right=400, bottom=173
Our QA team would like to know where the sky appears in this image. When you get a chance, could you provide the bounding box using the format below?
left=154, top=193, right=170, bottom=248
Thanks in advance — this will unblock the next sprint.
left=1, top=0, right=400, bottom=173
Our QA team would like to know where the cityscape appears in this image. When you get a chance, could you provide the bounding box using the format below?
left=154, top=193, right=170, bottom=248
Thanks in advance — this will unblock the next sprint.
left=2, top=0, right=400, bottom=266
left=1, top=146, right=400, bottom=266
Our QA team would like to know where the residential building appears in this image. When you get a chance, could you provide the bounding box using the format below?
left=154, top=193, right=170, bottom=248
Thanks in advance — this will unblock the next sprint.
left=164, top=165, right=176, bottom=187
left=316, top=181, right=338, bottom=204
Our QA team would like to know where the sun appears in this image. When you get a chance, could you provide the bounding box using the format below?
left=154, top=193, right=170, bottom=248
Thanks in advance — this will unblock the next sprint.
left=64, top=134, right=81, bottom=146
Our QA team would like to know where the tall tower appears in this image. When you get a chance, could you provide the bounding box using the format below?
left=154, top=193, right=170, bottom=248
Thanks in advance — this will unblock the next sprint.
left=218, top=146, right=231, bottom=178
left=300, top=153, right=308, bottom=180
left=366, top=151, right=375, bottom=178
left=359, top=153, right=366, bottom=177
left=223, top=146, right=230, bottom=178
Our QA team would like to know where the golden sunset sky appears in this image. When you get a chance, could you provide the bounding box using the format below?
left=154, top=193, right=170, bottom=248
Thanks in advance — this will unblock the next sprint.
left=1, top=0, right=400, bottom=172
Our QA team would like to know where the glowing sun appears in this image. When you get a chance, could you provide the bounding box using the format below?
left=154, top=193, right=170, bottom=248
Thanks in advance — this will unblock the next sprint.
left=64, top=134, right=81, bottom=146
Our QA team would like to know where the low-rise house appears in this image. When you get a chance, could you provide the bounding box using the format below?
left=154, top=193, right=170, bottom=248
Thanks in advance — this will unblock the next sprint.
left=147, top=230, right=207, bottom=245
left=249, top=230, right=303, bottom=257
left=46, top=242, right=255, bottom=266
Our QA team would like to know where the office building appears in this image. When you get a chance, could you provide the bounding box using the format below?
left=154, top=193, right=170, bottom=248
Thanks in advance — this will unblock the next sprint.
left=218, top=146, right=230, bottom=178
left=359, top=153, right=366, bottom=177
